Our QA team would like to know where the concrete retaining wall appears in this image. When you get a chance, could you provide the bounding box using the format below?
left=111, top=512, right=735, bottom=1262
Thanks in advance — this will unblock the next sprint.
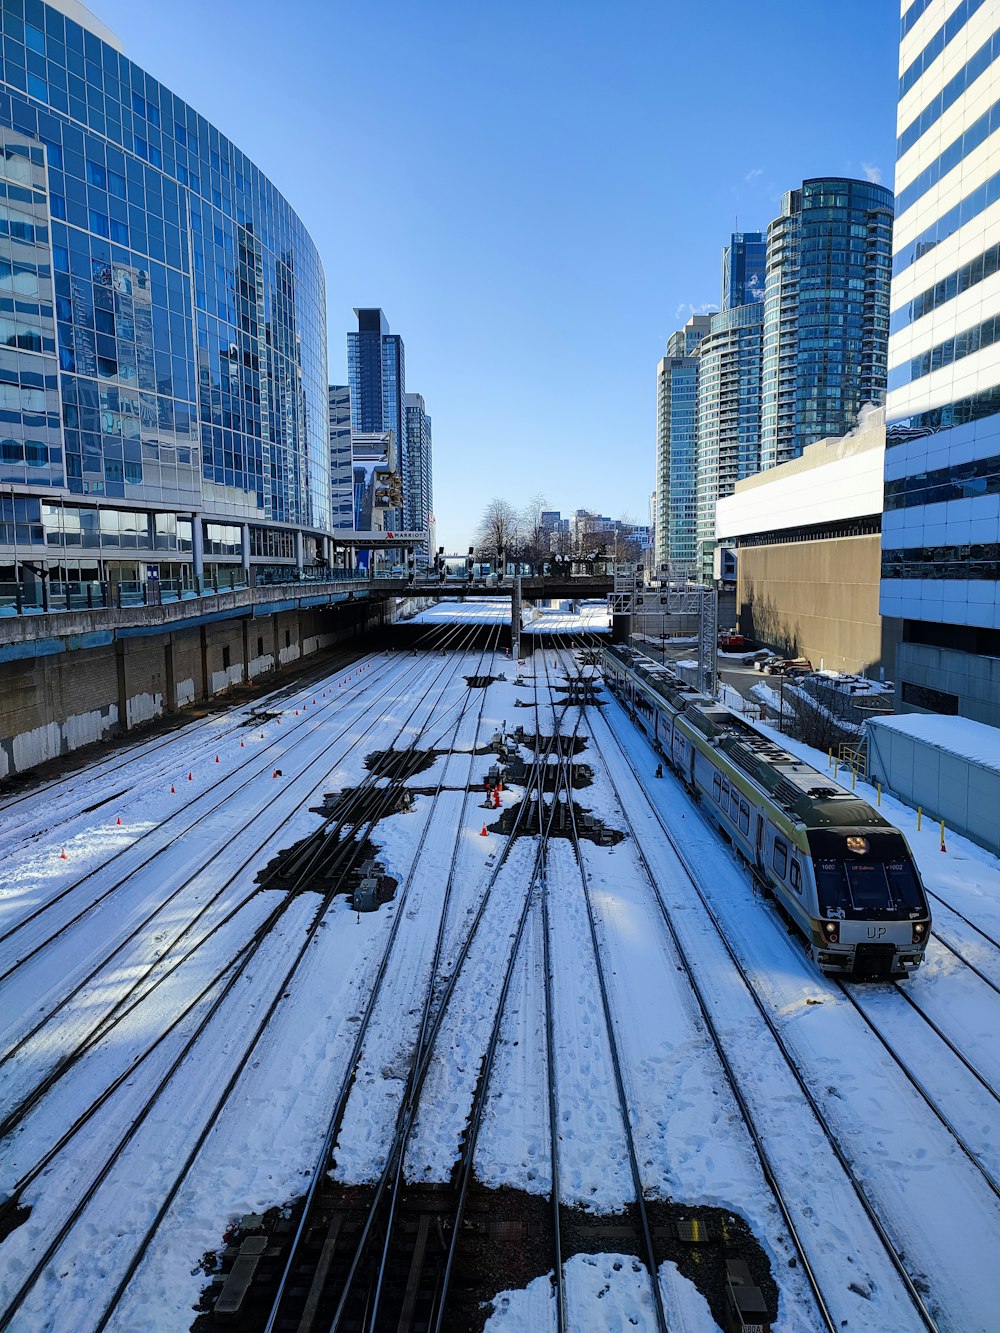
left=0, top=599, right=385, bottom=779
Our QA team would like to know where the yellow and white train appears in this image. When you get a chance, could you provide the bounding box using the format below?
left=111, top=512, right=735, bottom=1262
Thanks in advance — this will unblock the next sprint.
left=602, top=643, right=931, bottom=979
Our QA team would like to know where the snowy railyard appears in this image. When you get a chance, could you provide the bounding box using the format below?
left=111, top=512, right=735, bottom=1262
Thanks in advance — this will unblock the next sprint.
left=0, top=615, right=998, bottom=1331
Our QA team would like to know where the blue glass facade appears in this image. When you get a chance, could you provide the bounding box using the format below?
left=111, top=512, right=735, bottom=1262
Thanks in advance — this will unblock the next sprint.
left=0, top=0, right=330, bottom=582
left=721, top=232, right=765, bottom=311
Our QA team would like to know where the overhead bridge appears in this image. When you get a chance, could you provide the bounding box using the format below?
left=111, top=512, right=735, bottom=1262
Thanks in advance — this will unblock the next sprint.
left=0, top=572, right=613, bottom=658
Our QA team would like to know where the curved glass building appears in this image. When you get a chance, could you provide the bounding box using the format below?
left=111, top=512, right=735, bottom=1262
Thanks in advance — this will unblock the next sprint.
left=0, top=0, right=330, bottom=592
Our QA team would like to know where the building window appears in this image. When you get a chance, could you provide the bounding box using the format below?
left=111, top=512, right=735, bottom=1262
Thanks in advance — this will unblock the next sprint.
left=901, top=681, right=959, bottom=714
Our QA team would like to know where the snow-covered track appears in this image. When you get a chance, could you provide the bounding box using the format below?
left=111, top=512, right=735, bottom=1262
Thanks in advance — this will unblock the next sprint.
left=259, top=628, right=512, bottom=1330
left=837, top=981, right=1000, bottom=1199
left=589, top=693, right=940, bottom=1332
left=0, top=638, right=447, bottom=963
left=0, top=628, right=494, bottom=1333
left=0, top=649, right=461, bottom=1142
left=0, top=650, right=448, bottom=1131
left=544, top=645, right=669, bottom=1333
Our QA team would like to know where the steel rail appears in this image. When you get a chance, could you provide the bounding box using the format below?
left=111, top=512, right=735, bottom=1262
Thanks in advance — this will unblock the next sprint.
left=592, top=688, right=939, bottom=1333
left=0, top=627, right=490, bottom=1331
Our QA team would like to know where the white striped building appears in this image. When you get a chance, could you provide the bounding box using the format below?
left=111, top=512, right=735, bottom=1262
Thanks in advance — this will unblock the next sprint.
left=883, top=0, right=1000, bottom=724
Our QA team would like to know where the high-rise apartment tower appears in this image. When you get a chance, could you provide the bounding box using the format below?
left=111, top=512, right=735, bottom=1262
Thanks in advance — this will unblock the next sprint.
left=760, top=178, right=894, bottom=469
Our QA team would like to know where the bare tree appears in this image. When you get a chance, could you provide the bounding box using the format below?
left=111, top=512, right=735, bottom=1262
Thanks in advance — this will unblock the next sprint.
left=476, top=497, right=521, bottom=566
left=785, top=680, right=860, bottom=753
left=520, top=492, right=549, bottom=569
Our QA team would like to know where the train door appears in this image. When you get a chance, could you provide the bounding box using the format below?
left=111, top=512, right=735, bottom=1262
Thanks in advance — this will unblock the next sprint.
left=754, top=814, right=766, bottom=873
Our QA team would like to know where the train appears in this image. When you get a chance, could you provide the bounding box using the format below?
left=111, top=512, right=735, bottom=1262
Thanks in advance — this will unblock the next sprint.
left=601, top=643, right=931, bottom=979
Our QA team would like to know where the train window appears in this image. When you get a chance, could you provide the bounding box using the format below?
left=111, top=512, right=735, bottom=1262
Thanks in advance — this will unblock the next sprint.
left=772, top=838, right=788, bottom=877
left=739, top=800, right=750, bottom=834
left=885, top=860, right=925, bottom=910
left=721, top=780, right=730, bottom=808
left=713, top=774, right=721, bottom=801
left=790, top=860, right=802, bottom=893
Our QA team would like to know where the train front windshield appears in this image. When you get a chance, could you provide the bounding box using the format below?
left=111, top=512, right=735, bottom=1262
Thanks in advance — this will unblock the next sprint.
left=808, top=830, right=928, bottom=919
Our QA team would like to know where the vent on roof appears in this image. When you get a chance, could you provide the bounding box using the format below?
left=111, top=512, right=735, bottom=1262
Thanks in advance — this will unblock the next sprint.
left=772, top=777, right=804, bottom=811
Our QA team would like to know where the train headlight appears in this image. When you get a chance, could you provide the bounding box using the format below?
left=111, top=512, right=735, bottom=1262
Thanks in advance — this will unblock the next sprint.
left=822, top=921, right=840, bottom=944
left=912, top=922, right=928, bottom=945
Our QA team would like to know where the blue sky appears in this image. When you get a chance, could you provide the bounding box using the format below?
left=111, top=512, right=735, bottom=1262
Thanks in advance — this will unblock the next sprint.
left=96, top=0, right=900, bottom=551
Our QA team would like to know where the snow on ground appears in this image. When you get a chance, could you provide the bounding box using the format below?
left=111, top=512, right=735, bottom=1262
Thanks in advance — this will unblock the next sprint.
left=482, top=1254, right=720, bottom=1332
left=407, top=598, right=510, bottom=625
left=401, top=596, right=609, bottom=633
left=594, top=682, right=1000, bottom=1332
left=2, top=634, right=999, bottom=1331
left=524, top=601, right=609, bottom=634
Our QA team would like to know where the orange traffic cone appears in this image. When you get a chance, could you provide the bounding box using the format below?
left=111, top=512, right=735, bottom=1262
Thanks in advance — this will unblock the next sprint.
left=215, top=755, right=220, bottom=763
left=60, top=848, right=67, bottom=859
left=116, top=816, right=121, bottom=825
left=295, top=709, right=299, bottom=716
left=480, top=825, right=488, bottom=837
left=187, top=772, right=193, bottom=781
left=170, top=784, right=175, bottom=793
left=240, top=740, right=244, bottom=748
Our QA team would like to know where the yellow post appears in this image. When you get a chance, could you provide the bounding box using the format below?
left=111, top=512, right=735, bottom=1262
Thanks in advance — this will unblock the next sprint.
left=877, top=782, right=881, bottom=807
left=851, top=767, right=856, bottom=791
left=940, top=820, right=946, bottom=852
left=917, top=806, right=922, bottom=831
left=828, top=746, right=833, bottom=770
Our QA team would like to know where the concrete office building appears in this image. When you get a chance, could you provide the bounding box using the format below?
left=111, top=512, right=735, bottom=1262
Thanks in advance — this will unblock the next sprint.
left=0, top=0, right=332, bottom=597
left=882, top=0, right=1000, bottom=725
left=717, top=408, right=894, bottom=675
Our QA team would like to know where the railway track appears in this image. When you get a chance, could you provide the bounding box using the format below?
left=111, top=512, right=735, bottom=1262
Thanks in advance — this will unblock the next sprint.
left=540, top=644, right=668, bottom=1333
left=0, top=628, right=502, bottom=1332
left=256, top=645, right=587, bottom=1330
left=586, top=669, right=939, bottom=1332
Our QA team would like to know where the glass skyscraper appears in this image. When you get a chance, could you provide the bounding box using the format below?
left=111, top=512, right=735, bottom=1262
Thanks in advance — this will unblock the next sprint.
left=655, top=315, right=710, bottom=573
left=328, top=384, right=354, bottom=532
left=404, top=391, right=432, bottom=559
left=0, top=0, right=330, bottom=589
left=721, top=231, right=765, bottom=311
left=760, top=178, right=894, bottom=469
left=347, top=308, right=408, bottom=530
left=882, top=0, right=1000, bottom=725
left=695, top=299, right=764, bottom=580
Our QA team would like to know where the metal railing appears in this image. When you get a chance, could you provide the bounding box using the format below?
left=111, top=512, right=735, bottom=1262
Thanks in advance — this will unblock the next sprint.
left=0, top=566, right=370, bottom=615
